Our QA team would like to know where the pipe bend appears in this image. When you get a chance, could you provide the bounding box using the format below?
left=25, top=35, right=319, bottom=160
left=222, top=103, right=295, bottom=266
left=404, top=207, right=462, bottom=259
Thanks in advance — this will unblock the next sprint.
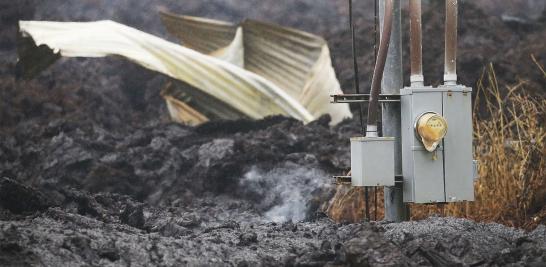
left=366, top=0, right=394, bottom=135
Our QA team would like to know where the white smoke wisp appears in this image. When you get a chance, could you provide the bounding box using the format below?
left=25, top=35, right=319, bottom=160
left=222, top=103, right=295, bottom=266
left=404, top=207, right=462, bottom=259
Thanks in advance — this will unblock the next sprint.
left=239, top=164, right=331, bottom=223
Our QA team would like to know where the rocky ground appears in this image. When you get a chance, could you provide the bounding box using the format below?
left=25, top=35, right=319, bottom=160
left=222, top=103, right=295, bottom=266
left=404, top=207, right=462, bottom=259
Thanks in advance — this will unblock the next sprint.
left=1, top=0, right=545, bottom=266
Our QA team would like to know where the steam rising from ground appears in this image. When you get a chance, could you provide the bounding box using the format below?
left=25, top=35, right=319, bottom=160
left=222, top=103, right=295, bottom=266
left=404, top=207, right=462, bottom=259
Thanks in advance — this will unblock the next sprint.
left=239, top=163, right=331, bottom=223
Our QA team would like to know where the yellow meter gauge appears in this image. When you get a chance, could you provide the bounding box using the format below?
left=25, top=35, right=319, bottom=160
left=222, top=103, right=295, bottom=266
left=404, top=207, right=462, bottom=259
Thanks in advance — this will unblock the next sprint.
left=415, top=112, right=448, bottom=152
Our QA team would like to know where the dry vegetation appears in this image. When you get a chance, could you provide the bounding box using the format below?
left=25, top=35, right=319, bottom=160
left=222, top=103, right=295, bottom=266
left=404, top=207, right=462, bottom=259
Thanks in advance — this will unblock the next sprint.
left=412, top=63, right=546, bottom=229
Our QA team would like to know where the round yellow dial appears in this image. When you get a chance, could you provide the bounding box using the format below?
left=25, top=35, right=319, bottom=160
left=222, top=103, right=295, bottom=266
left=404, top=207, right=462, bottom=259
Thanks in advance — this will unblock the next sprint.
left=416, top=112, right=448, bottom=152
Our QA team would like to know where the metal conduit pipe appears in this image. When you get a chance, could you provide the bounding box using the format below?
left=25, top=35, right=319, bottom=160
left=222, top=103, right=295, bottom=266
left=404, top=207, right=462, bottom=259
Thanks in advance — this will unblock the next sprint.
left=444, top=0, right=458, bottom=85
left=366, top=0, right=394, bottom=137
left=409, top=0, right=424, bottom=86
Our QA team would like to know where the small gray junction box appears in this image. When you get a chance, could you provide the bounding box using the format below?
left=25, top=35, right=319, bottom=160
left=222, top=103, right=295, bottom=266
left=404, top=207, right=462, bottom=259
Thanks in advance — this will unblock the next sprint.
left=350, top=137, right=395, bottom=187
left=401, top=85, right=475, bottom=203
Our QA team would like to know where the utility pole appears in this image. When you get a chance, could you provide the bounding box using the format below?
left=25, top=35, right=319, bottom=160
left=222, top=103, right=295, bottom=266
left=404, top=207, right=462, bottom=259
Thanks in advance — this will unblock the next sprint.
left=380, top=0, right=408, bottom=222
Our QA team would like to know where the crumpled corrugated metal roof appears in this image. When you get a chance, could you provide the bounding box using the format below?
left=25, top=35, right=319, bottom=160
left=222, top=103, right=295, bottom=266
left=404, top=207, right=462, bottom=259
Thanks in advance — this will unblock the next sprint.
left=18, top=14, right=352, bottom=126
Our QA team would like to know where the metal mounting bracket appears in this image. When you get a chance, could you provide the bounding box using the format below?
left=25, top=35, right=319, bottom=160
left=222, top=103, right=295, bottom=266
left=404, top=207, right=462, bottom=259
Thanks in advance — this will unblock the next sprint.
left=330, top=94, right=401, bottom=103
left=332, top=175, right=403, bottom=185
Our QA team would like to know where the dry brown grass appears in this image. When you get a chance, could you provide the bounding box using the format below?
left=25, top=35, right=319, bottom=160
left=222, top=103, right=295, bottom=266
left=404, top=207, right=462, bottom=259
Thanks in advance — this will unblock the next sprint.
left=328, top=63, right=546, bottom=229
left=412, top=64, right=546, bottom=229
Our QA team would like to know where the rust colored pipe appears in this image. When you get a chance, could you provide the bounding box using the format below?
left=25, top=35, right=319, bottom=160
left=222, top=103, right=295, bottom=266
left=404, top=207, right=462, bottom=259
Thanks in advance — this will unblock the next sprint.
left=366, top=0, right=394, bottom=136
left=409, top=0, right=423, bottom=86
left=444, top=0, right=458, bottom=85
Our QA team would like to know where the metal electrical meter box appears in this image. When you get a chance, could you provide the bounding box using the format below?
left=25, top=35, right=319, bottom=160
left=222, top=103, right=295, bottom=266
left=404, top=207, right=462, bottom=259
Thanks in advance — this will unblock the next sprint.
left=350, top=137, right=395, bottom=187
left=400, top=85, right=474, bottom=203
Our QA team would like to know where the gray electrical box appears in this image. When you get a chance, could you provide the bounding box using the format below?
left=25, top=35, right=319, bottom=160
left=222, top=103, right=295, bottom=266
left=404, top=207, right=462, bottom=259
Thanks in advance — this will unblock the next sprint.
left=350, top=137, right=395, bottom=187
left=401, top=85, right=474, bottom=203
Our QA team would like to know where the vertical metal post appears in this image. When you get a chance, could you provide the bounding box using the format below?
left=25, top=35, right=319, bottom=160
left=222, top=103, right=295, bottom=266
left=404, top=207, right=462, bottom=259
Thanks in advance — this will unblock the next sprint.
left=380, top=0, right=408, bottom=222
left=444, top=0, right=458, bottom=85
left=409, top=0, right=424, bottom=87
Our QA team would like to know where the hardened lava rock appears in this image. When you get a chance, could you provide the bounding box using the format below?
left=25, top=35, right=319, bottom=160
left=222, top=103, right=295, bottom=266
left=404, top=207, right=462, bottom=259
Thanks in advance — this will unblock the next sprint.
left=0, top=0, right=545, bottom=266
